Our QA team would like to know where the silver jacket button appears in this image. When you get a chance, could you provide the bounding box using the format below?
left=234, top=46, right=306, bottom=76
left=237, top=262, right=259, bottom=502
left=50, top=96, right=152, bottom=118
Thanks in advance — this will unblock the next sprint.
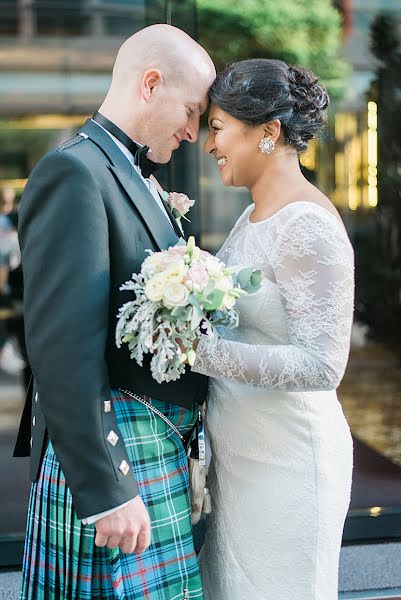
left=107, top=430, right=119, bottom=446
left=35, top=393, right=38, bottom=403
left=32, top=416, right=36, bottom=427
left=104, top=400, right=111, bottom=413
left=118, top=460, right=130, bottom=476
left=30, top=437, right=33, bottom=448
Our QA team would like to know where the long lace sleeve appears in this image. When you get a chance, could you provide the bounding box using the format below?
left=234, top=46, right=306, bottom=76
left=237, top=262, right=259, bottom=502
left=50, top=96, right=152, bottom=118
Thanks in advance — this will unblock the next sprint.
left=191, top=205, right=354, bottom=391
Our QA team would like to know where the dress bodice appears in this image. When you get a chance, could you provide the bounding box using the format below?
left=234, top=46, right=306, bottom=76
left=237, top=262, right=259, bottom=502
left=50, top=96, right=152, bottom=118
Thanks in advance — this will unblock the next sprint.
left=192, top=201, right=355, bottom=392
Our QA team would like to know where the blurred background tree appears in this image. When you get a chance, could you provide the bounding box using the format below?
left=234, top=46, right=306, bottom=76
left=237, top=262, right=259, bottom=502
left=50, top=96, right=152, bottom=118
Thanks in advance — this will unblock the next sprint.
left=197, top=0, right=348, bottom=100
left=354, top=12, right=401, bottom=353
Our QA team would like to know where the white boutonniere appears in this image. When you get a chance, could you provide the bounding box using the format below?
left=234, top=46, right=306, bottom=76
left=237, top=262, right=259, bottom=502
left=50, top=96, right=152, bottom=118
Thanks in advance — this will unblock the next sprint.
left=161, top=191, right=195, bottom=224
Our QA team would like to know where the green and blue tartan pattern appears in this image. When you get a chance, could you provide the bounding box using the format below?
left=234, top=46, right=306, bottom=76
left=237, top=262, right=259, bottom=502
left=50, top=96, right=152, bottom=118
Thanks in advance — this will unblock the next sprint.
left=20, top=389, right=204, bottom=600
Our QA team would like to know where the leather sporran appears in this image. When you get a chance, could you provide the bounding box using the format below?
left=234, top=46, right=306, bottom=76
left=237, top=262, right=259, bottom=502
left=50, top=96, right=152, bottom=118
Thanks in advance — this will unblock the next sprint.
left=187, top=405, right=212, bottom=525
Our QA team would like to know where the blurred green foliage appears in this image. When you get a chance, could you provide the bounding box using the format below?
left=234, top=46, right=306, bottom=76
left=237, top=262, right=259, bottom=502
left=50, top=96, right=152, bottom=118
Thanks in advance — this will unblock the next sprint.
left=197, top=0, right=349, bottom=100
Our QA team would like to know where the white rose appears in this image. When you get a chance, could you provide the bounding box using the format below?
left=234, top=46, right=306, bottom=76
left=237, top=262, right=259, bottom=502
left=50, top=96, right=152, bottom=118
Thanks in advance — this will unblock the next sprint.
left=219, top=293, right=236, bottom=310
left=164, top=259, right=186, bottom=282
left=214, top=275, right=234, bottom=293
left=144, top=273, right=169, bottom=302
left=201, top=255, right=224, bottom=277
left=162, top=282, right=190, bottom=309
left=142, top=254, right=163, bottom=278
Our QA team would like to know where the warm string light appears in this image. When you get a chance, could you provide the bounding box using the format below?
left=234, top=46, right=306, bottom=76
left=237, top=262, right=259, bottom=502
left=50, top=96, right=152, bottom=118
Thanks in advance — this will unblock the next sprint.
left=367, top=101, right=378, bottom=207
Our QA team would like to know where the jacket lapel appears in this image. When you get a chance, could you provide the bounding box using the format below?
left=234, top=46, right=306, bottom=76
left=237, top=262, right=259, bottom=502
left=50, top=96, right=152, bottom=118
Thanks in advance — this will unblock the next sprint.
left=109, top=165, right=179, bottom=251
left=80, top=119, right=180, bottom=251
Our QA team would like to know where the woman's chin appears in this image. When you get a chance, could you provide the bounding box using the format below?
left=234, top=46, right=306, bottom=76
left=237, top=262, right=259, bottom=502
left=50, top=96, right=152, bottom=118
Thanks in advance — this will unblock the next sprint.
left=220, top=169, right=233, bottom=187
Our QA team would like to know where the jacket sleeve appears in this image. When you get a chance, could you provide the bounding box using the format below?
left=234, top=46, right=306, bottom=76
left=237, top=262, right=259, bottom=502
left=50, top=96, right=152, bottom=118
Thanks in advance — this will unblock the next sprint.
left=19, top=148, right=139, bottom=519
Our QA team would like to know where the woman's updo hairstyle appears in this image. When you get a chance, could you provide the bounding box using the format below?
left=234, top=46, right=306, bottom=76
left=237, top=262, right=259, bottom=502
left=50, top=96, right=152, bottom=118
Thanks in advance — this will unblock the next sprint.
left=208, top=59, right=329, bottom=153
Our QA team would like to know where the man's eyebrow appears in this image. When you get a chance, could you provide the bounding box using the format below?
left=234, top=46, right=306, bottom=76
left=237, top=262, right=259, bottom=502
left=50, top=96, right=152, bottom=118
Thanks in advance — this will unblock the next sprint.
left=190, top=102, right=208, bottom=115
left=198, top=102, right=208, bottom=115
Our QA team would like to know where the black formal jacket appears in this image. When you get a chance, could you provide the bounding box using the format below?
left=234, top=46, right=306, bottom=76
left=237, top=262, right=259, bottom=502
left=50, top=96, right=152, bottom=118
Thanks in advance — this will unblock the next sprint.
left=13, top=119, right=208, bottom=519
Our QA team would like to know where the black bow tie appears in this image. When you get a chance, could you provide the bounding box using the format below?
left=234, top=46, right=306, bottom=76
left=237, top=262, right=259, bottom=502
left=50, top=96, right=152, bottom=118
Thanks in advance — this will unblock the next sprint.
left=92, top=112, right=161, bottom=178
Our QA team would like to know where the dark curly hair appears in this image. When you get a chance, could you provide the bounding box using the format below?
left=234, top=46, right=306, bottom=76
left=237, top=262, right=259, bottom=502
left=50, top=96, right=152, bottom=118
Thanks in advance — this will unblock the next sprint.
left=208, top=58, right=329, bottom=153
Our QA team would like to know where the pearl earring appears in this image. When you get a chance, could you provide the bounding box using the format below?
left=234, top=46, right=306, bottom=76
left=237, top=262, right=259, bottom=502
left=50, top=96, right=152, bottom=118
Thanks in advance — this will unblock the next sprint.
left=259, top=137, right=275, bottom=154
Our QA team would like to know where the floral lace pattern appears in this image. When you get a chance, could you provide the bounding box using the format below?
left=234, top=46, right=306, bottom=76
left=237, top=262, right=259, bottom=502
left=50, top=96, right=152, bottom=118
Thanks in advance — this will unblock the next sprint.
left=192, top=202, right=354, bottom=392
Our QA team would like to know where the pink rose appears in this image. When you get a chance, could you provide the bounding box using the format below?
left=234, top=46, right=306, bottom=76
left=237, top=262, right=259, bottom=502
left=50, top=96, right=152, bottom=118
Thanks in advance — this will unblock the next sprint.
left=159, top=253, right=184, bottom=270
left=168, top=245, right=188, bottom=256
left=167, top=192, right=195, bottom=216
left=188, top=263, right=209, bottom=291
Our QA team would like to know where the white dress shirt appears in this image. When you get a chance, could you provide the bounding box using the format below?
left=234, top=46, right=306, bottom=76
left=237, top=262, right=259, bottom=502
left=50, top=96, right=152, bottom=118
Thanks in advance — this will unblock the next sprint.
left=93, top=120, right=174, bottom=226
left=81, top=122, right=174, bottom=525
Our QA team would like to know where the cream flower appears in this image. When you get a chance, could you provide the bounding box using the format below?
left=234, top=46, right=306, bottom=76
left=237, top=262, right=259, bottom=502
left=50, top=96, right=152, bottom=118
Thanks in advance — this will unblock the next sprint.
left=220, top=293, right=236, bottom=310
left=214, top=275, right=234, bottom=293
left=142, top=253, right=163, bottom=278
left=162, top=282, right=189, bottom=309
left=164, top=259, right=187, bottom=282
left=144, top=273, right=169, bottom=302
left=203, top=255, right=224, bottom=277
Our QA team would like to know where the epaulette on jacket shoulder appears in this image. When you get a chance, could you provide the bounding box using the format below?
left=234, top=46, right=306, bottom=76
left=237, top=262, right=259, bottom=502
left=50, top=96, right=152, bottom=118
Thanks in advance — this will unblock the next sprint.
left=57, top=133, right=88, bottom=152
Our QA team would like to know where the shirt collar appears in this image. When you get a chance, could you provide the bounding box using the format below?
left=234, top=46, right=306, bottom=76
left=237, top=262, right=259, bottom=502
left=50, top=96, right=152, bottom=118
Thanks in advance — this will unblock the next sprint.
left=91, top=118, right=145, bottom=174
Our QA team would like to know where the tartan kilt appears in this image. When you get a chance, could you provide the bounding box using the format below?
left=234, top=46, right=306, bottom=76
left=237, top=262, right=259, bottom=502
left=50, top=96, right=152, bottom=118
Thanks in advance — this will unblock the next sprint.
left=20, top=389, right=203, bottom=600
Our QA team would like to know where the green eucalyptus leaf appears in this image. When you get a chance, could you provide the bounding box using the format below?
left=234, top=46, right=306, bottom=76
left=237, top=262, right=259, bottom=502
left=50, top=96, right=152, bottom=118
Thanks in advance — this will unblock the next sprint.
left=236, top=266, right=253, bottom=289
left=203, top=289, right=225, bottom=311
left=171, top=305, right=193, bottom=321
left=250, top=270, right=262, bottom=289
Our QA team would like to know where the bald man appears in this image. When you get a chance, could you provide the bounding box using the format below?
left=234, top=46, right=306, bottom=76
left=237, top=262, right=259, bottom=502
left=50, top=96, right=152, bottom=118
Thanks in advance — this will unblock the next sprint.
left=15, top=25, right=215, bottom=599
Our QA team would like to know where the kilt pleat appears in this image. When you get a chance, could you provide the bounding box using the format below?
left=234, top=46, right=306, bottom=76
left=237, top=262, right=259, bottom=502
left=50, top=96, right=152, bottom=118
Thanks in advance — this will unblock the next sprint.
left=20, top=390, right=203, bottom=600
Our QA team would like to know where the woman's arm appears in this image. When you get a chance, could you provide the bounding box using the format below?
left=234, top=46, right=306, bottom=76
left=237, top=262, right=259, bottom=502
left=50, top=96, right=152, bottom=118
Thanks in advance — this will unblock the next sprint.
left=191, top=207, right=354, bottom=392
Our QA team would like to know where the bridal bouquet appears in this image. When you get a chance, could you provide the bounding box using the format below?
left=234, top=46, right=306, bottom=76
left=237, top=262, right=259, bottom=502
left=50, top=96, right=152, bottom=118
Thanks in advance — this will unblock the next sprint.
left=116, top=236, right=261, bottom=383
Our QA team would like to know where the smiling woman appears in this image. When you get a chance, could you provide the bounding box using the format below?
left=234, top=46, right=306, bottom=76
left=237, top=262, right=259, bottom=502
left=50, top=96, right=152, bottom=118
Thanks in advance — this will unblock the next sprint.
left=192, top=57, right=354, bottom=600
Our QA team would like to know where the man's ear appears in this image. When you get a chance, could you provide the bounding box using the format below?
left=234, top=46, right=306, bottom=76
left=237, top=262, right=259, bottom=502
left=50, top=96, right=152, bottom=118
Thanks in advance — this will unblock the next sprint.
left=264, top=119, right=282, bottom=144
left=141, top=69, right=163, bottom=102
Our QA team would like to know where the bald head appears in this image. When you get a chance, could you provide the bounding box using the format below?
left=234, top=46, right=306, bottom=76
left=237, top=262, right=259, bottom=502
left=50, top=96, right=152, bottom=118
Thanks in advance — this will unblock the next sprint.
left=98, top=25, right=215, bottom=164
left=112, top=24, right=215, bottom=89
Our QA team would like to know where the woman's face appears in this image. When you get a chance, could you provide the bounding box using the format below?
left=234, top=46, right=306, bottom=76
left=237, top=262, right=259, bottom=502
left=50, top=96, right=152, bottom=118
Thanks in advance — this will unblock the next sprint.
left=204, top=104, right=264, bottom=188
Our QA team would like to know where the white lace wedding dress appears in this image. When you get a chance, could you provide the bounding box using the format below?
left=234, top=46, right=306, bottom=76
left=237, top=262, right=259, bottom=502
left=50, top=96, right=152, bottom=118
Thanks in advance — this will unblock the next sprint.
left=191, top=201, right=354, bottom=600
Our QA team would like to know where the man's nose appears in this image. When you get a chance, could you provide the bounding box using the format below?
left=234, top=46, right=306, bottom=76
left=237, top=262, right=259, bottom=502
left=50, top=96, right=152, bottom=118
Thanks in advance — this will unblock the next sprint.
left=184, top=116, right=200, bottom=143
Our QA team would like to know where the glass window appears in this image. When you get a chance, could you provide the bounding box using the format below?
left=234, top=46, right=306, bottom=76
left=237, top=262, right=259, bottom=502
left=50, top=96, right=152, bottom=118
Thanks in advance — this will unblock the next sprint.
left=35, top=1, right=89, bottom=36
left=0, top=2, right=18, bottom=35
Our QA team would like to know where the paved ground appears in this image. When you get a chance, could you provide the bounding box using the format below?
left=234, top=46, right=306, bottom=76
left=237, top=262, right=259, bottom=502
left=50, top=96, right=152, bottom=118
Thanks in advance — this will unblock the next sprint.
left=2, top=542, right=401, bottom=599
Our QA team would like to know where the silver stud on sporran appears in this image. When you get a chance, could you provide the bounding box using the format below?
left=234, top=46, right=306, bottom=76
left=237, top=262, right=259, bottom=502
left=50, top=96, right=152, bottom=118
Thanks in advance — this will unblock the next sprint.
left=259, top=137, right=275, bottom=154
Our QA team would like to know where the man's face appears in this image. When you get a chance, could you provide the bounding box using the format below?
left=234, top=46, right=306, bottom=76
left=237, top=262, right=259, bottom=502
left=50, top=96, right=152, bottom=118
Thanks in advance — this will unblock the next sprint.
left=142, top=74, right=213, bottom=164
